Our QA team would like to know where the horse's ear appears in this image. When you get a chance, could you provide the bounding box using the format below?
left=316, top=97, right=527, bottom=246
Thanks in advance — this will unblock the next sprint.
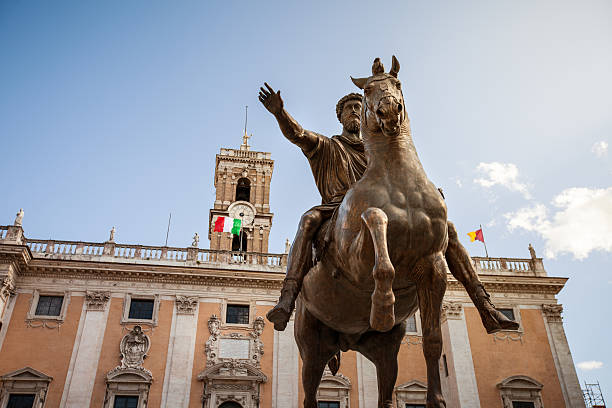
left=390, top=55, right=400, bottom=77
left=351, top=76, right=368, bottom=89
left=372, top=58, right=385, bottom=75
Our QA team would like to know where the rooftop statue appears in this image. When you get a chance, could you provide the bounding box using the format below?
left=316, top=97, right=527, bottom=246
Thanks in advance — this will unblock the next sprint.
left=13, top=209, right=24, bottom=227
left=259, top=56, right=518, bottom=408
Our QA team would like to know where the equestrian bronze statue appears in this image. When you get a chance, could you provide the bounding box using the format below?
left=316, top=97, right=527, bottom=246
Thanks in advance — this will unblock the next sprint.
left=259, top=56, right=518, bottom=408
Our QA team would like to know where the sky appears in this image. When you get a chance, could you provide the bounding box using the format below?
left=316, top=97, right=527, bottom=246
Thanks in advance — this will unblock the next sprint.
left=1, top=0, right=611, bottom=401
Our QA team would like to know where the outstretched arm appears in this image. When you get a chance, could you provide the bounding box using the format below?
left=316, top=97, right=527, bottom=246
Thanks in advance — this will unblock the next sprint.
left=258, top=83, right=319, bottom=152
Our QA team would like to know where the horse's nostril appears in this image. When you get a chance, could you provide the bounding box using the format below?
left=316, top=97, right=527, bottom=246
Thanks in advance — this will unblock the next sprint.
left=376, top=109, right=383, bottom=116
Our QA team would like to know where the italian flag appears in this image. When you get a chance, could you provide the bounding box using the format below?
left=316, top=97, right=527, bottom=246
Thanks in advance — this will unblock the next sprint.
left=214, top=216, right=242, bottom=235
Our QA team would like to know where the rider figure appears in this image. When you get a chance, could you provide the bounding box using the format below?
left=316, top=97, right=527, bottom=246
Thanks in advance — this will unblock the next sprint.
left=259, top=83, right=518, bottom=334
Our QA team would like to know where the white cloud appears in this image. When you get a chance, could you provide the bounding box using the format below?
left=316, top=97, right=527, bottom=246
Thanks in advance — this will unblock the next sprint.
left=474, top=162, right=531, bottom=199
left=591, top=141, right=608, bottom=158
left=577, top=361, right=604, bottom=371
left=505, top=187, right=612, bottom=259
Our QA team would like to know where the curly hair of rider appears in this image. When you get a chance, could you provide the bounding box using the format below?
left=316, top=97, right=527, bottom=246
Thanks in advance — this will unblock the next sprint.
left=336, top=93, right=363, bottom=122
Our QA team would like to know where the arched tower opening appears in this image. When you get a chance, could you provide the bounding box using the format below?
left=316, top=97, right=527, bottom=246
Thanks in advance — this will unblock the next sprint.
left=232, top=230, right=248, bottom=252
left=235, top=177, right=251, bottom=202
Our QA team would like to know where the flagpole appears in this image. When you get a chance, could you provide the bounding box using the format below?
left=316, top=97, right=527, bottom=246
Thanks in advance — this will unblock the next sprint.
left=165, top=212, right=171, bottom=246
left=480, top=224, right=489, bottom=258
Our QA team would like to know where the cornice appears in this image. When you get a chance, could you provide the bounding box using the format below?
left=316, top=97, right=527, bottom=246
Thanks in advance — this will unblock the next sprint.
left=22, top=258, right=284, bottom=290
left=0, top=244, right=32, bottom=271
left=17, top=257, right=568, bottom=295
left=447, top=274, right=567, bottom=295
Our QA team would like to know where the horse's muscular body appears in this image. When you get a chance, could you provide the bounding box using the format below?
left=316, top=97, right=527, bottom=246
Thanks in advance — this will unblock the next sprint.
left=301, top=130, right=449, bottom=334
left=300, top=57, right=450, bottom=407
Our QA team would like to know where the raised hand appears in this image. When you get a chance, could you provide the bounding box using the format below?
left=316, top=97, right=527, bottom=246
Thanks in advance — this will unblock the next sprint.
left=258, top=82, right=283, bottom=116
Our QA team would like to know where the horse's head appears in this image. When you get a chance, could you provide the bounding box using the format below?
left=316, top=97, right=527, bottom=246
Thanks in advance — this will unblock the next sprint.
left=351, top=56, right=406, bottom=136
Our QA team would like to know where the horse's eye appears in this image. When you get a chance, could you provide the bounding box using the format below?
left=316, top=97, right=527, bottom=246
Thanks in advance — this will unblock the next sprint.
left=395, top=82, right=401, bottom=89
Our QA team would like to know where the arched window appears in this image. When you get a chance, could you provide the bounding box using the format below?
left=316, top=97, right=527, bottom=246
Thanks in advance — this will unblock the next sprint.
left=236, top=178, right=251, bottom=202
left=232, top=231, right=248, bottom=252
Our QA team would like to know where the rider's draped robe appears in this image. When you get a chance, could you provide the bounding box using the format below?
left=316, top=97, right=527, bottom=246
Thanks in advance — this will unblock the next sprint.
left=304, top=133, right=367, bottom=206
left=302, top=133, right=367, bottom=252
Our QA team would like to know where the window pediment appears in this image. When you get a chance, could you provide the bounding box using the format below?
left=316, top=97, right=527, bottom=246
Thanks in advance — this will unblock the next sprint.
left=497, top=375, right=544, bottom=408
left=198, top=361, right=267, bottom=408
left=198, top=361, right=267, bottom=383
left=0, top=367, right=52, bottom=383
left=497, top=375, right=543, bottom=391
left=395, top=380, right=427, bottom=406
left=0, top=367, right=52, bottom=408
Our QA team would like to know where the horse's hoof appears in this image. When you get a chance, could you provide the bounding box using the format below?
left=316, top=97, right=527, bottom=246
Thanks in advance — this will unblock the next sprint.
left=266, top=306, right=290, bottom=331
left=484, top=308, right=520, bottom=334
left=370, top=292, right=395, bottom=332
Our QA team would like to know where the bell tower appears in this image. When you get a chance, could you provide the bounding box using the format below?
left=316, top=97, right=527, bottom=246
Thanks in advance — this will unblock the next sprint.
left=208, top=134, right=274, bottom=252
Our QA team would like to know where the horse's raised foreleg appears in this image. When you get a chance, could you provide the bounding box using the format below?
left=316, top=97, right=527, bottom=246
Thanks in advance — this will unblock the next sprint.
left=361, top=207, right=395, bottom=332
left=418, top=253, right=448, bottom=408
left=294, top=298, right=340, bottom=408
left=355, top=321, right=406, bottom=407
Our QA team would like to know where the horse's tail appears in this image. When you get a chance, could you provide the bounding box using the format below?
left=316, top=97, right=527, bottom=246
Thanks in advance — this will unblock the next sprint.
left=327, top=351, right=341, bottom=375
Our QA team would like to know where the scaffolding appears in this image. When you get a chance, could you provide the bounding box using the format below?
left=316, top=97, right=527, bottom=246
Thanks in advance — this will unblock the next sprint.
left=583, top=381, right=606, bottom=408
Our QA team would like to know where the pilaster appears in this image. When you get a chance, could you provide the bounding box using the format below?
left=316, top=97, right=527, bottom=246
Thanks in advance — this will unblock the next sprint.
left=160, top=296, right=199, bottom=408
left=357, top=351, right=378, bottom=408
left=541, top=304, right=586, bottom=408
left=441, top=301, right=481, bottom=408
left=272, top=319, right=299, bottom=408
left=62, top=291, right=111, bottom=407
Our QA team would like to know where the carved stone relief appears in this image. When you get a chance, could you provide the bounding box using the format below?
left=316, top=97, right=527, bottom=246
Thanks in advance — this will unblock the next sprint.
left=103, top=325, right=152, bottom=408
left=198, top=360, right=267, bottom=408
left=542, top=304, right=563, bottom=323
left=119, top=326, right=151, bottom=371
left=0, top=275, right=16, bottom=300
left=85, top=291, right=110, bottom=311
left=176, top=295, right=198, bottom=315
left=441, top=301, right=463, bottom=322
left=204, top=315, right=265, bottom=368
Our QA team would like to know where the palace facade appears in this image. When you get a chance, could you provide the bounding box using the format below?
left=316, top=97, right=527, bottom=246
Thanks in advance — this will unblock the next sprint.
left=0, top=141, right=585, bottom=408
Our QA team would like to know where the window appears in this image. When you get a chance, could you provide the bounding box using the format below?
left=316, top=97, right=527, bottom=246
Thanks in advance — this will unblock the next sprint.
left=113, top=395, right=139, bottom=408
left=499, top=308, right=515, bottom=321
left=406, top=405, right=426, bottom=408
left=7, top=394, right=35, bottom=408
left=497, top=375, right=543, bottom=408
left=235, top=177, right=251, bottom=202
left=405, top=314, right=417, bottom=333
left=0, top=368, right=52, bottom=408
left=26, top=291, right=70, bottom=323
left=512, top=402, right=535, bottom=408
left=34, top=295, right=63, bottom=316
left=226, top=304, right=249, bottom=324
left=318, top=402, right=340, bottom=408
left=121, top=294, right=160, bottom=326
left=128, top=299, right=154, bottom=320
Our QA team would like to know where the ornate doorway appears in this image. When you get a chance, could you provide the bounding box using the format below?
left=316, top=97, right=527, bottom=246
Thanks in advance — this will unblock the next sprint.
left=219, top=402, right=243, bottom=408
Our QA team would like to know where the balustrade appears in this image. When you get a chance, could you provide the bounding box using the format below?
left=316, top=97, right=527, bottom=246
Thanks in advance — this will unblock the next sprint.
left=472, top=256, right=533, bottom=274
left=2, top=225, right=534, bottom=275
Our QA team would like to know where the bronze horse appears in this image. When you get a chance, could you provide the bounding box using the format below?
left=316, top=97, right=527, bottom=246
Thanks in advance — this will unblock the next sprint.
left=296, top=57, right=448, bottom=408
